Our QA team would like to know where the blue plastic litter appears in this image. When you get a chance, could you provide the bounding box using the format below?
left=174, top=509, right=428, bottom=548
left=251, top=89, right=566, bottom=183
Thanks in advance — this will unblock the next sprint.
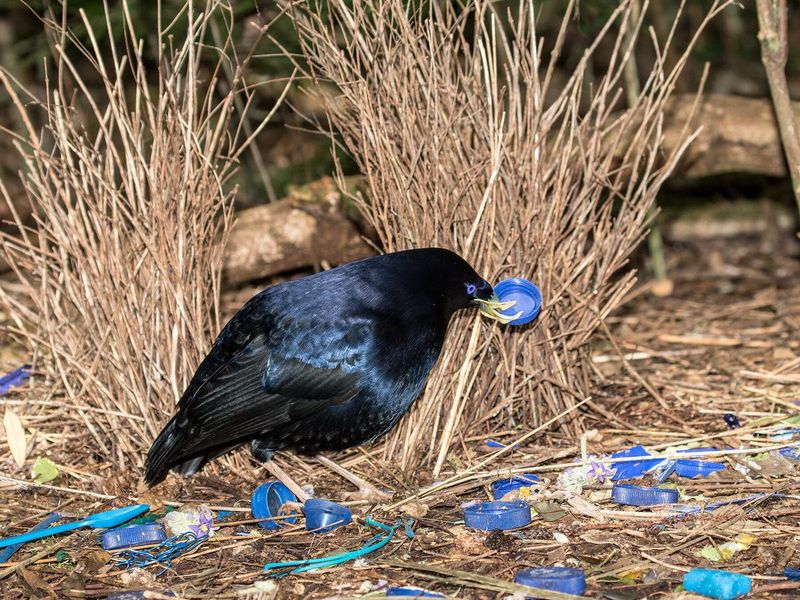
left=785, top=566, right=800, bottom=580
left=493, top=278, right=542, bottom=326
left=491, top=474, right=540, bottom=500
left=386, top=587, right=446, bottom=597
left=264, top=517, right=412, bottom=575
left=0, top=365, right=31, bottom=395
left=674, top=459, right=726, bottom=478
left=724, top=413, right=740, bottom=428
left=112, top=532, right=206, bottom=576
left=0, top=513, right=61, bottom=563
left=101, top=523, right=167, bottom=551
left=304, top=499, right=352, bottom=534
left=0, top=504, right=149, bottom=549
left=674, top=448, right=725, bottom=478
left=612, top=484, right=679, bottom=506
left=464, top=500, right=531, bottom=530
left=683, top=569, right=751, bottom=600
left=611, top=445, right=669, bottom=481
left=515, top=566, right=586, bottom=596
left=485, top=439, right=520, bottom=450
left=251, top=481, right=299, bottom=530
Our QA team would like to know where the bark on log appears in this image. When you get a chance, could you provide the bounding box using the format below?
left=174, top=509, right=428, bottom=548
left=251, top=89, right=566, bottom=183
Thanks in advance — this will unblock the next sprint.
left=664, top=93, right=800, bottom=179
left=222, top=177, right=374, bottom=285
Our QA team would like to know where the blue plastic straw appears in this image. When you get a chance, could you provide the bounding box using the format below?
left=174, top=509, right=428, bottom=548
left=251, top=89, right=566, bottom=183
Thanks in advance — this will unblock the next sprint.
left=264, top=517, right=413, bottom=574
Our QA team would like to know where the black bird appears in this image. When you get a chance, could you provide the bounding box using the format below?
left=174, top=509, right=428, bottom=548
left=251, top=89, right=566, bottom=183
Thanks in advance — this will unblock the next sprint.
left=144, top=248, right=515, bottom=498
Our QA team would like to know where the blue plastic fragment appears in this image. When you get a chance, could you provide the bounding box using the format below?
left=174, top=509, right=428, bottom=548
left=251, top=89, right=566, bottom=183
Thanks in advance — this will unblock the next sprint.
left=0, top=513, right=61, bottom=563
left=101, top=523, right=167, bottom=551
left=251, top=481, right=299, bottom=530
left=779, top=446, right=800, bottom=461
left=464, top=500, right=531, bottom=530
left=683, top=569, right=751, bottom=600
left=515, top=566, right=587, bottom=596
left=491, top=474, right=540, bottom=500
left=264, top=517, right=410, bottom=574
left=112, top=532, right=205, bottom=576
left=612, top=484, right=679, bottom=506
left=0, top=365, right=31, bottom=395
left=674, top=459, right=726, bottom=479
left=386, top=587, right=446, bottom=597
left=486, top=439, right=520, bottom=450
left=724, top=413, right=740, bottom=428
left=611, top=445, right=669, bottom=481
left=493, top=278, right=542, bottom=326
left=785, top=566, right=800, bottom=580
left=304, top=499, right=352, bottom=534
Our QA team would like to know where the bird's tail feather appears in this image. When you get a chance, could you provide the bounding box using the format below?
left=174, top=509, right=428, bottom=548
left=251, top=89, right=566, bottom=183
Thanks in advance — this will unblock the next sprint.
left=144, top=411, right=243, bottom=486
left=145, top=411, right=209, bottom=485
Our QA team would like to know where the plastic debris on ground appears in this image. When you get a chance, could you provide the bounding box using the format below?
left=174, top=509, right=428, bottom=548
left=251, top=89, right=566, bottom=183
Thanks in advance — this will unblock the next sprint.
left=683, top=568, right=752, bottom=600
left=385, top=586, right=446, bottom=597
left=611, top=484, right=679, bottom=506
left=463, top=500, right=531, bottom=530
left=102, top=523, right=168, bottom=551
left=0, top=505, right=149, bottom=549
left=0, top=365, right=31, bottom=394
left=697, top=533, right=756, bottom=562
left=304, top=498, right=352, bottom=533
left=0, top=513, right=62, bottom=563
left=160, top=505, right=214, bottom=538
left=112, top=532, right=206, bottom=576
left=263, top=517, right=413, bottom=575
left=251, top=481, right=299, bottom=530
left=491, top=473, right=540, bottom=500
left=515, top=566, right=587, bottom=596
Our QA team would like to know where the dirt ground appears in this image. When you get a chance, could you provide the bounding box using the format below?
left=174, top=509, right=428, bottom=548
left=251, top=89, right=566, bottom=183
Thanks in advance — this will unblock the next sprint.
left=0, top=232, right=799, bottom=599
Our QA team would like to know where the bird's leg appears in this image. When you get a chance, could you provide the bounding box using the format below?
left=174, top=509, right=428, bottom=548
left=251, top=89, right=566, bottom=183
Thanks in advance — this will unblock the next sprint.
left=265, top=460, right=310, bottom=503
left=316, top=455, right=393, bottom=502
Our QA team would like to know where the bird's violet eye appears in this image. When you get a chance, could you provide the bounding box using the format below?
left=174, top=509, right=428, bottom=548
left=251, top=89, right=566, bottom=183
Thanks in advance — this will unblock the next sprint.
left=465, top=283, right=477, bottom=296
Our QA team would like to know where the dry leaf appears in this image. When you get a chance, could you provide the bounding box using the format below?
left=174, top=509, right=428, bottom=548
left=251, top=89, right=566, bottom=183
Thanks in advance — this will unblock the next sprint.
left=3, top=409, right=27, bottom=467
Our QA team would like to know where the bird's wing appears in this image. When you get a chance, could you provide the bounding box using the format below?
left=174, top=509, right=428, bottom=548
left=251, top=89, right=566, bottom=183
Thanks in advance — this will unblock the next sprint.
left=169, top=311, right=377, bottom=458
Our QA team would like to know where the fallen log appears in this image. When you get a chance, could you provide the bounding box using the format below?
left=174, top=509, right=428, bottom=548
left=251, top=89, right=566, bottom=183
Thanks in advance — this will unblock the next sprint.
left=663, top=93, right=800, bottom=179
left=222, top=176, right=374, bottom=285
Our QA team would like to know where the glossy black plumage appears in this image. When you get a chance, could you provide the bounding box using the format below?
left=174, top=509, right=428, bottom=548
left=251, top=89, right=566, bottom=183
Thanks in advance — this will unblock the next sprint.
left=144, top=248, right=493, bottom=485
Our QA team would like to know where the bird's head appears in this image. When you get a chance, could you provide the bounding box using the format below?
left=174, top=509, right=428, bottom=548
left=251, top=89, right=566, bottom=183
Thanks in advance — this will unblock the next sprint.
left=398, top=248, right=522, bottom=325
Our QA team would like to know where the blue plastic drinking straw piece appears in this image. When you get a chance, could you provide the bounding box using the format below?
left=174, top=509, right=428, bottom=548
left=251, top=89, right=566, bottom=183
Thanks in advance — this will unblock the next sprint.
left=0, top=505, right=149, bottom=548
left=264, top=517, right=411, bottom=574
left=0, top=513, right=62, bottom=562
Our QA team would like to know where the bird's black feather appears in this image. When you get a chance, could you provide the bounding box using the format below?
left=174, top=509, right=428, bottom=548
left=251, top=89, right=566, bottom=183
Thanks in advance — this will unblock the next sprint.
left=144, top=248, right=493, bottom=485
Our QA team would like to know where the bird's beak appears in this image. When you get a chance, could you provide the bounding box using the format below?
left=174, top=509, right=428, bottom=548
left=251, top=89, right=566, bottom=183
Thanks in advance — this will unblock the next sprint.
left=475, top=293, right=523, bottom=325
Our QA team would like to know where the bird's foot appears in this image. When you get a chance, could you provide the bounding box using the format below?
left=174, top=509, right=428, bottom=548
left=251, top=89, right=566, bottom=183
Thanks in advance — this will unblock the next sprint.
left=342, top=483, right=394, bottom=503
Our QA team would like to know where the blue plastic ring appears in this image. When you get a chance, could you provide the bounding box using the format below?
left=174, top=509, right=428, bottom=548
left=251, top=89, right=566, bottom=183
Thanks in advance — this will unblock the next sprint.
left=612, top=484, right=679, bottom=506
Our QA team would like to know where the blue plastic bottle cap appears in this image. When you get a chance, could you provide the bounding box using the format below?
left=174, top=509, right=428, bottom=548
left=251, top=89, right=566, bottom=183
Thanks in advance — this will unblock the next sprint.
left=100, top=523, right=167, bottom=551
left=683, top=569, right=751, bottom=600
left=491, top=474, right=540, bottom=500
left=674, top=459, right=726, bottom=478
left=493, top=278, right=542, bottom=326
left=463, top=500, right=531, bottom=530
left=304, top=498, right=352, bottom=534
left=515, top=567, right=587, bottom=596
left=612, top=484, right=679, bottom=506
left=385, top=587, right=446, bottom=598
left=251, top=481, right=299, bottom=530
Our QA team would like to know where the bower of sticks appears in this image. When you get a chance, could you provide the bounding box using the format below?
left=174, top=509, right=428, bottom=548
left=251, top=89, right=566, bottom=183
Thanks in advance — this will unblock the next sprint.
left=0, top=0, right=799, bottom=598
